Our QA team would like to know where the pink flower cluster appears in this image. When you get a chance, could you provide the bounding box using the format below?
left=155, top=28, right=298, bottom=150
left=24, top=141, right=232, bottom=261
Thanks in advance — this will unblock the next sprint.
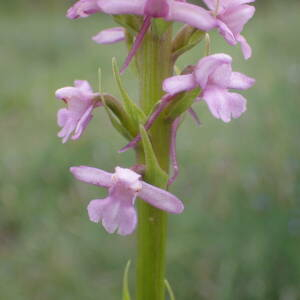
left=55, top=0, right=256, bottom=236
left=67, top=0, right=255, bottom=59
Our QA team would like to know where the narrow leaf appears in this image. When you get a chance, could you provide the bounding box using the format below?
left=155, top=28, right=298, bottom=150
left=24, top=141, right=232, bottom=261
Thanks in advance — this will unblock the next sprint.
left=140, top=125, right=168, bottom=186
left=122, top=260, right=132, bottom=300
left=112, top=57, right=146, bottom=125
left=165, top=279, right=176, bottom=300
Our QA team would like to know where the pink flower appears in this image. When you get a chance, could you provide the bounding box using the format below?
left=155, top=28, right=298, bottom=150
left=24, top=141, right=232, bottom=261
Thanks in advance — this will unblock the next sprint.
left=92, top=27, right=125, bottom=44
left=163, top=53, right=255, bottom=122
left=70, top=166, right=184, bottom=235
left=66, top=0, right=102, bottom=19
left=55, top=80, right=100, bottom=143
left=97, top=0, right=216, bottom=32
left=67, top=0, right=216, bottom=71
left=203, top=0, right=256, bottom=59
left=97, top=0, right=216, bottom=72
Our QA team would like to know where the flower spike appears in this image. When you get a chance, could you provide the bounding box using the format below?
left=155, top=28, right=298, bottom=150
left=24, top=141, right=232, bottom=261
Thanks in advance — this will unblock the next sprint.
left=70, top=166, right=184, bottom=235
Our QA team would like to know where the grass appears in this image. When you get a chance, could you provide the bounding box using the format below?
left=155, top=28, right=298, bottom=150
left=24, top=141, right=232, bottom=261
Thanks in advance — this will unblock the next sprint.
left=0, top=2, right=300, bottom=299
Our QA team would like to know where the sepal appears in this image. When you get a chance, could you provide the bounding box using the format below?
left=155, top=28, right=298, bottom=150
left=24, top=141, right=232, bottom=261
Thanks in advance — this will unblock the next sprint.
left=113, top=15, right=142, bottom=35
left=112, top=58, right=146, bottom=127
left=165, top=88, right=201, bottom=121
left=152, top=18, right=172, bottom=36
left=140, top=125, right=168, bottom=187
left=172, top=25, right=205, bottom=61
left=98, top=69, right=135, bottom=139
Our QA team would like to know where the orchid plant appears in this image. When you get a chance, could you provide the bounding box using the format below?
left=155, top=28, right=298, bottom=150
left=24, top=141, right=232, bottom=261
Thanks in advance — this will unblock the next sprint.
left=55, top=0, right=256, bottom=299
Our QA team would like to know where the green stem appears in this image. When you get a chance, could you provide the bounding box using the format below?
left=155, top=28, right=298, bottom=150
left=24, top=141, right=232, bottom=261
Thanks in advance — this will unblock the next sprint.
left=136, top=25, right=173, bottom=300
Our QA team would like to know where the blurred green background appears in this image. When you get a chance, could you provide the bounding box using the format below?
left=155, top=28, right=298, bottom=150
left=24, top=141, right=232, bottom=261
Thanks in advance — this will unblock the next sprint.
left=1, top=1, right=300, bottom=299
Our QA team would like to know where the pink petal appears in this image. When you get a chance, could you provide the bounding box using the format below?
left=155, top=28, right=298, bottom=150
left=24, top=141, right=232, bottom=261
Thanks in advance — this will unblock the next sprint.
left=114, top=167, right=141, bottom=190
left=139, top=182, right=184, bottom=214
left=87, top=197, right=137, bottom=235
left=55, top=87, right=81, bottom=102
left=103, top=182, right=138, bottom=235
left=236, top=34, right=252, bottom=59
left=229, top=71, right=255, bottom=90
left=226, top=92, right=247, bottom=119
left=194, top=54, right=232, bottom=89
left=87, top=198, right=109, bottom=223
left=116, top=206, right=137, bottom=235
left=74, top=80, right=93, bottom=94
left=216, top=0, right=255, bottom=11
left=97, top=0, right=145, bottom=15
left=163, top=74, right=196, bottom=95
left=70, top=166, right=113, bottom=188
left=168, top=2, right=217, bottom=32
left=210, top=62, right=232, bottom=88
left=72, top=105, right=94, bottom=140
left=144, top=0, right=169, bottom=17
left=92, top=27, right=125, bottom=44
left=57, top=108, right=69, bottom=127
left=66, top=0, right=101, bottom=19
left=217, top=20, right=237, bottom=45
left=58, top=119, right=77, bottom=143
left=202, top=86, right=246, bottom=122
left=219, top=4, right=255, bottom=36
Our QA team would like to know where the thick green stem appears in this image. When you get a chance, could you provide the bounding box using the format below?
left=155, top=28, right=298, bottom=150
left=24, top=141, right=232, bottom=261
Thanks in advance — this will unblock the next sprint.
left=136, top=25, right=173, bottom=300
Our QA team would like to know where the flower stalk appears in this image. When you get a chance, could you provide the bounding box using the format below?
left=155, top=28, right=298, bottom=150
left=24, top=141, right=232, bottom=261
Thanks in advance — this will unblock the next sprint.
left=135, top=25, right=173, bottom=300
left=56, top=0, right=256, bottom=299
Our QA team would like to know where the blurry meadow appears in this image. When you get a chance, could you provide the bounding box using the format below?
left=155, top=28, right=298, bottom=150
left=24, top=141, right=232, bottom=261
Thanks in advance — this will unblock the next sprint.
left=1, top=1, right=300, bottom=299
